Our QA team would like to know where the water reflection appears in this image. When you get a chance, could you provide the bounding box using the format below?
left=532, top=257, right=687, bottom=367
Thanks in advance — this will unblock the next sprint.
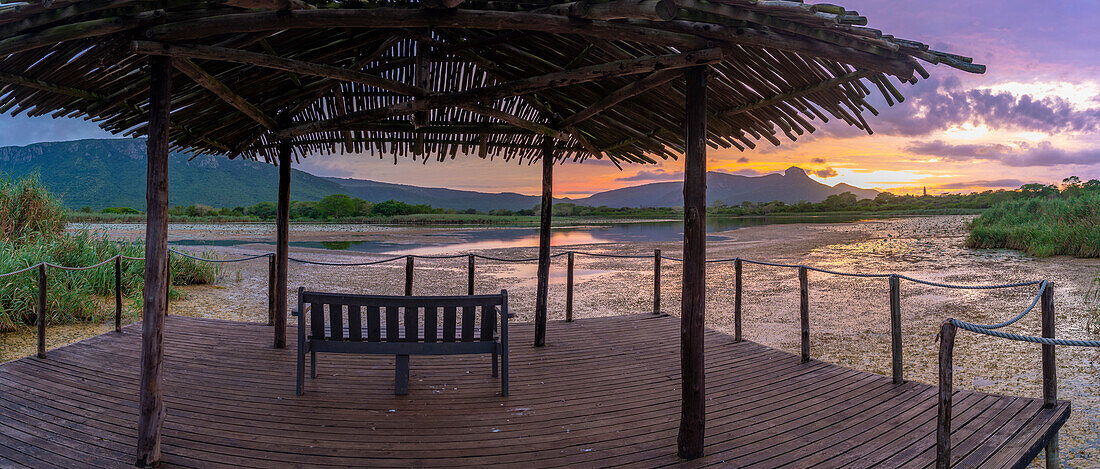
left=172, top=216, right=869, bottom=256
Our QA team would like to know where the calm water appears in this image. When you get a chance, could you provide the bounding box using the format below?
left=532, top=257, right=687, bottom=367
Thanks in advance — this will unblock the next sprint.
left=171, top=216, right=869, bottom=256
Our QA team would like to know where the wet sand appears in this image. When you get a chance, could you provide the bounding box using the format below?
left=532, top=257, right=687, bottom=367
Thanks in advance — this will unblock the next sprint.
left=6, top=215, right=1098, bottom=466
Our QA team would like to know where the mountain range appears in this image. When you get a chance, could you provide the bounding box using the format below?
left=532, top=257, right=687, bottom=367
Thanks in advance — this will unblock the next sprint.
left=0, top=139, right=877, bottom=211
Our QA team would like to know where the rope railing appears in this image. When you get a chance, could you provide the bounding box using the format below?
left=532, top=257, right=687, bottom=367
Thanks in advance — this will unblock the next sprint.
left=950, top=319, right=1100, bottom=347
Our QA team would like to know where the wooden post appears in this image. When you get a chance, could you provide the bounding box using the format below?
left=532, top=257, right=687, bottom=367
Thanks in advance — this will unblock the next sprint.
left=467, top=254, right=475, bottom=295
left=267, top=254, right=276, bottom=326
left=677, top=64, right=707, bottom=460
left=890, top=274, right=903, bottom=384
left=115, top=256, right=122, bottom=333
left=36, top=264, right=46, bottom=359
left=405, top=256, right=414, bottom=296
left=936, top=320, right=956, bottom=469
left=534, top=135, right=554, bottom=347
left=164, top=251, right=170, bottom=316
left=1041, top=282, right=1059, bottom=468
left=136, top=54, right=171, bottom=468
left=734, top=258, right=742, bottom=342
left=274, top=138, right=291, bottom=349
left=799, top=266, right=809, bottom=363
left=653, top=249, right=661, bottom=315
left=566, top=251, right=574, bottom=322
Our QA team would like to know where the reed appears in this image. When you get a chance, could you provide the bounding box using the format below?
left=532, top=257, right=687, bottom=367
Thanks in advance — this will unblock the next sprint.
left=966, top=193, right=1100, bottom=258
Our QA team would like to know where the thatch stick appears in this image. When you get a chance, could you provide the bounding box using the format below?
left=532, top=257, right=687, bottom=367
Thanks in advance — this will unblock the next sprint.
left=136, top=55, right=170, bottom=469
left=677, top=64, right=706, bottom=461
left=459, top=104, right=570, bottom=141
left=134, top=41, right=427, bottom=98
left=559, top=68, right=679, bottom=128
left=276, top=48, right=723, bottom=138
left=171, top=58, right=278, bottom=130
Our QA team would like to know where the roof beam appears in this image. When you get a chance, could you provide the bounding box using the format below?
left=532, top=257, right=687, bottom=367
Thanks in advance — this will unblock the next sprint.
left=540, top=0, right=678, bottom=21
left=133, top=41, right=428, bottom=97
left=558, top=68, right=679, bottom=128
left=716, top=69, right=872, bottom=117
left=171, top=57, right=278, bottom=130
left=0, top=71, right=104, bottom=100
left=276, top=48, right=723, bottom=139
left=458, top=104, right=570, bottom=141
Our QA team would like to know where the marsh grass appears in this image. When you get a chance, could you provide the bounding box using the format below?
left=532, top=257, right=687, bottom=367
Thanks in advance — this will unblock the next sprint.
left=966, top=194, right=1100, bottom=258
left=0, top=174, right=221, bottom=331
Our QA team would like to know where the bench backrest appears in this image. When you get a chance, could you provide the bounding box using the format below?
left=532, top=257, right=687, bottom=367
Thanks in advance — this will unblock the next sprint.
left=300, top=290, right=506, bottom=343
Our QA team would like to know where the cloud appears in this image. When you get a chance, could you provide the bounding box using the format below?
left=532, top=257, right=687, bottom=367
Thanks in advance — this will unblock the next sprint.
left=874, top=77, right=1100, bottom=137
left=615, top=169, right=684, bottom=182
left=716, top=168, right=770, bottom=177
left=905, top=140, right=1100, bottom=167
left=736, top=157, right=750, bottom=163
left=810, top=157, right=826, bottom=164
left=937, top=179, right=1027, bottom=190
left=810, top=167, right=838, bottom=178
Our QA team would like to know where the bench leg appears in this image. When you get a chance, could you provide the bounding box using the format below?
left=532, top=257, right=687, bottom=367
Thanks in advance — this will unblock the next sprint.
left=296, top=348, right=305, bottom=396
left=492, top=347, right=499, bottom=378
left=310, top=350, right=316, bottom=379
left=501, top=346, right=509, bottom=397
left=395, top=354, right=410, bottom=395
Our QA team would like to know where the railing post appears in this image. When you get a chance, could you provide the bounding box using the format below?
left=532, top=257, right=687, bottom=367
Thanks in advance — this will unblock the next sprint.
left=467, top=254, right=475, bottom=296
left=165, top=251, right=170, bottom=316
left=405, top=256, right=414, bottom=296
left=890, top=274, right=903, bottom=384
left=37, top=264, right=46, bottom=359
left=734, top=258, right=742, bottom=342
left=566, top=252, right=574, bottom=322
left=115, top=256, right=123, bottom=333
left=799, top=266, right=809, bottom=363
left=653, top=249, right=661, bottom=315
left=1041, top=281, right=1060, bottom=468
left=267, top=254, right=276, bottom=326
left=937, top=320, right=956, bottom=469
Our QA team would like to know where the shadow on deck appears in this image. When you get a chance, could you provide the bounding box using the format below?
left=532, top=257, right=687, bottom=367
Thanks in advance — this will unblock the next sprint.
left=0, top=314, right=1069, bottom=468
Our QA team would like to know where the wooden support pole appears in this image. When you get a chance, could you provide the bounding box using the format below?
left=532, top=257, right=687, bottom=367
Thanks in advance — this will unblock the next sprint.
left=165, top=251, right=171, bottom=316
left=936, top=320, right=956, bottom=469
left=467, top=254, right=475, bottom=295
left=677, top=64, right=707, bottom=461
left=274, top=138, right=290, bottom=349
left=36, top=264, right=46, bottom=359
left=534, top=136, right=554, bottom=347
left=799, top=266, right=809, bottom=363
left=734, top=258, right=742, bottom=342
left=566, top=251, right=574, bottom=322
left=405, top=256, right=414, bottom=296
left=1041, top=282, right=1060, bottom=468
left=115, top=256, right=122, bottom=333
left=890, top=274, right=903, bottom=384
left=653, top=248, right=661, bottom=315
left=136, top=54, right=171, bottom=468
left=267, top=254, right=276, bottom=326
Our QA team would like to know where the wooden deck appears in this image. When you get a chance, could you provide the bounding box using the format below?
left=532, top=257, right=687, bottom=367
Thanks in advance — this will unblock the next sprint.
left=0, top=314, right=1068, bottom=468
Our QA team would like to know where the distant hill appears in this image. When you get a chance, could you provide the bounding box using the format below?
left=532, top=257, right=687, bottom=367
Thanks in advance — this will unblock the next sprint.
left=0, top=139, right=878, bottom=211
left=573, top=167, right=878, bottom=207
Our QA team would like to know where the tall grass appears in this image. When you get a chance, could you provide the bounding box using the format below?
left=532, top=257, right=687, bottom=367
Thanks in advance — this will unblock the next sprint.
left=966, top=193, right=1100, bottom=257
left=0, top=174, right=221, bottom=331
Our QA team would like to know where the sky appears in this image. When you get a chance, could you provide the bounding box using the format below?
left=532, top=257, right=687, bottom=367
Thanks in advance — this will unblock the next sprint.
left=1, top=1, right=1097, bottom=197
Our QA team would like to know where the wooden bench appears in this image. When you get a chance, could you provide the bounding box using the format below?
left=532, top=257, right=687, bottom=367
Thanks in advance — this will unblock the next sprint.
left=292, top=287, right=510, bottom=396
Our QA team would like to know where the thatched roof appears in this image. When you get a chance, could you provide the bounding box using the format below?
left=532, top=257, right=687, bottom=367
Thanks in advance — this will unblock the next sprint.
left=0, top=0, right=984, bottom=165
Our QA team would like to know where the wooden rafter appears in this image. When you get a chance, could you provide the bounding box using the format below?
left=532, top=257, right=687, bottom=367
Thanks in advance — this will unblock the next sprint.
left=171, top=57, right=278, bottom=130
left=459, top=104, right=570, bottom=141
left=0, top=70, right=103, bottom=99
left=133, top=41, right=428, bottom=97
left=276, top=48, right=724, bottom=139
left=558, top=68, right=679, bottom=128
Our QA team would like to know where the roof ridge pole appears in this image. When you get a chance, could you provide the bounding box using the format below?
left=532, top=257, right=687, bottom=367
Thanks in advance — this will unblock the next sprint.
left=678, top=64, right=707, bottom=460
left=136, top=54, right=171, bottom=468
left=534, top=134, right=555, bottom=347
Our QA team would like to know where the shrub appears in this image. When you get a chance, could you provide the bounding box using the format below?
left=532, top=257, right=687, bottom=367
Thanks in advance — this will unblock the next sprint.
left=966, top=193, right=1100, bottom=257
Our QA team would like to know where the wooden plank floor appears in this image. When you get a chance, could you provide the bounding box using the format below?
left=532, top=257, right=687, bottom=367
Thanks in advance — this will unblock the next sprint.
left=0, top=314, right=1069, bottom=468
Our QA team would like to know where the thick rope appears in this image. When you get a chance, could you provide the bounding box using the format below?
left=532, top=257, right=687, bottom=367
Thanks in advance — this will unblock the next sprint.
left=43, top=256, right=119, bottom=271
left=288, top=255, right=406, bottom=266
left=168, top=249, right=270, bottom=263
left=965, top=281, right=1047, bottom=330
left=0, top=263, right=43, bottom=278
left=804, top=266, right=893, bottom=278
left=951, top=319, right=1100, bottom=347
left=897, top=275, right=1042, bottom=290
left=574, top=251, right=652, bottom=259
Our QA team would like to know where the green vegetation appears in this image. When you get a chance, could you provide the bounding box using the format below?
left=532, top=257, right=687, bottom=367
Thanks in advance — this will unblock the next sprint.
left=967, top=177, right=1100, bottom=257
left=0, top=174, right=220, bottom=332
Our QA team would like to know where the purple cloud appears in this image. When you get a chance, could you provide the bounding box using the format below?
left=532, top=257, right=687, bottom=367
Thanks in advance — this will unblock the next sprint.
left=615, top=169, right=684, bottom=182
left=937, top=179, right=1028, bottom=190
left=906, top=140, right=1100, bottom=167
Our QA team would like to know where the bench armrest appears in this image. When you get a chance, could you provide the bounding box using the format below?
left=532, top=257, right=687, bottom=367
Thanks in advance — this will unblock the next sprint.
left=291, top=303, right=312, bottom=317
